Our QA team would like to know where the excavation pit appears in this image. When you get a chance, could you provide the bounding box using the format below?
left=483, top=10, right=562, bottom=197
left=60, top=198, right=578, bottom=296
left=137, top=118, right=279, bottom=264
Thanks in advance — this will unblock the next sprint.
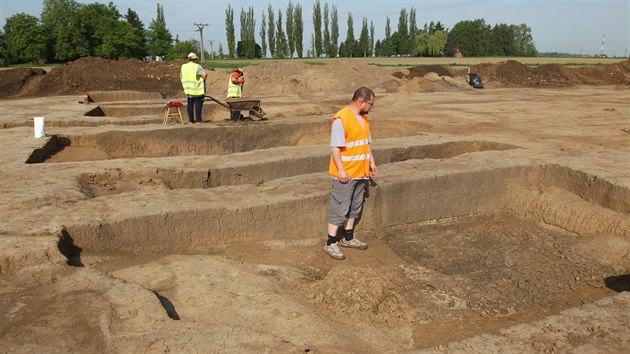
left=75, top=140, right=516, bottom=197
left=60, top=163, right=630, bottom=350
left=30, top=120, right=433, bottom=163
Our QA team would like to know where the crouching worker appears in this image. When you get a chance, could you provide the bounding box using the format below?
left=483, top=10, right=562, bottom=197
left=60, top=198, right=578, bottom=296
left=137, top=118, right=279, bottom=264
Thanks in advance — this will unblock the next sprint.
left=227, top=67, right=245, bottom=121
left=324, top=87, right=378, bottom=260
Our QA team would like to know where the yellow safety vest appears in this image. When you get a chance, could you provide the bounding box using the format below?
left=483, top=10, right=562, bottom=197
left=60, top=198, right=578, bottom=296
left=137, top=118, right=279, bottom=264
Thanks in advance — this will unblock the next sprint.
left=227, top=73, right=242, bottom=98
left=181, top=62, right=205, bottom=96
left=329, top=107, right=371, bottom=179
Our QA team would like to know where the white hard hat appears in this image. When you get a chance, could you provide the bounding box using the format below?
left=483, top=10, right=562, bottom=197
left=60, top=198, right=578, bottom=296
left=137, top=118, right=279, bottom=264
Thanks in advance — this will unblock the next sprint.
left=187, top=52, right=198, bottom=59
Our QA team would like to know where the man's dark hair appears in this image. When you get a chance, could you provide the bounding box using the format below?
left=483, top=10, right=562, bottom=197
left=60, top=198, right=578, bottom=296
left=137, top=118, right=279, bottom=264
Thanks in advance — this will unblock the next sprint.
left=352, top=87, right=375, bottom=102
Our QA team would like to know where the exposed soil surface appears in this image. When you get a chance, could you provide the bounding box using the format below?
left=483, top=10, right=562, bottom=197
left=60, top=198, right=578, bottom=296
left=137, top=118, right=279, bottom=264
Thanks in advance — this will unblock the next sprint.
left=0, top=58, right=629, bottom=353
left=2, top=57, right=630, bottom=99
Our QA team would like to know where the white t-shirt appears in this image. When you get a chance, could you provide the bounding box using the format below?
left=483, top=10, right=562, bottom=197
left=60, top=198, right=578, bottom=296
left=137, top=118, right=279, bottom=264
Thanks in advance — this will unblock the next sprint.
left=330, top=110, right=371, bottom=147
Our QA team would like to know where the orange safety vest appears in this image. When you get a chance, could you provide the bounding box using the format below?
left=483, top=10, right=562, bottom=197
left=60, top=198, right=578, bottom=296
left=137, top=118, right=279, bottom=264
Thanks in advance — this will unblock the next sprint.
left=329, top=107, right=371, bottom=179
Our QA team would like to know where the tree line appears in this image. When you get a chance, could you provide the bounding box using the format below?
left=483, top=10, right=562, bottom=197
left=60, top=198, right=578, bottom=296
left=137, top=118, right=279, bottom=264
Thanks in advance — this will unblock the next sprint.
left=0, top=0, right=537, bottom=66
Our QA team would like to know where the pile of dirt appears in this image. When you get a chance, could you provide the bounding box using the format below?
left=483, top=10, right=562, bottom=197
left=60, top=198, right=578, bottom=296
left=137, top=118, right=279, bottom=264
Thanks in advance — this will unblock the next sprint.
left=0, top=68, right=47, bottom=97
left=471, top=60, right=630, bottom=87
left=394, top=65, right=454, bottom=79
left=1, top=57, right=629, bottom=99
left=25, top=57, right=186, bottom=97
left=203, top=58, right=400, bottom=97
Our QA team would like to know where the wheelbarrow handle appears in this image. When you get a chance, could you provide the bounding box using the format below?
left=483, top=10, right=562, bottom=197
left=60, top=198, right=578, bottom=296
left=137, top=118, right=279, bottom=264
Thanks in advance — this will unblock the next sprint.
left=204, top=95, right=231, bottom=110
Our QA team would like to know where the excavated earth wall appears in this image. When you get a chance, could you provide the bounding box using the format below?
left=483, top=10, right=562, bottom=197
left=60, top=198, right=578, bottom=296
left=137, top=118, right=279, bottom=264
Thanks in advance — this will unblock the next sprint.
left=0, top=59, right=629, bottom=352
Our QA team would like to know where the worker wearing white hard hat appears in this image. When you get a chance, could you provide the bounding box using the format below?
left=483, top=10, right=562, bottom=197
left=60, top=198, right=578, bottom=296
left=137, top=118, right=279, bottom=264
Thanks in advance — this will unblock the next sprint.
left=180, top=53, right=208, bottom=124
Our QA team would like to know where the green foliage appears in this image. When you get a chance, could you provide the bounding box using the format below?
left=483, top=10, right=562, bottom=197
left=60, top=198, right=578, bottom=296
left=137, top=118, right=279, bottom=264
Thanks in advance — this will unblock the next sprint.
left=514, top=24, right=537, bottom=56
left=267, top=5, right=275, bottom=58
left=79, top=3, right=142, bottom=59
left=239, top=6, right=256, bottom=59
left=275, top=10, right=288, bottom=58
left=397, top=9, right=409, bottom=55
left=329, top=5, right=339, bottom=58
left=41, top=0, right=89, bottom=62
left=446, top=19, right=492, bottom=56
left=225, top=5, right=235, bottom=58
left=426, top=30, right=447, bottom=57
left=369, top=21, right=375, bottom=57
left=286, top=1, right=294, bottom=57
left=145, top=3, right=172, bottom=57
left=260, top=12, right=267, bottom=58
left=294, top=4, right=304, bottom=58
left=237, top=41, right=262, bottom=59
left=339, top=13, right=355, bottom=57
left=312, top=0, right=322, bottom=57
left=0, top=31, right=7, bottom=66
left=170, top=39, right=199, bottom=60
left=359, top=18, right=369, bottom=57
left=378, top=31, right=398, bottom=57
left=413, top=32, right=430, bottom=56
left=322, top=4, right=331, bottom=57
left=409, top=8, right=417, bottom=37
left=3, top=13, right=46, bottom=64
left=446, top=19, right=537, bottom=57
left=125, top=8, right=147, bottom=58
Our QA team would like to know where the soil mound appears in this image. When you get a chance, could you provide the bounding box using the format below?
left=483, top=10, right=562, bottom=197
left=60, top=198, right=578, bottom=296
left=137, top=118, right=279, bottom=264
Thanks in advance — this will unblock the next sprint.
left=1, top=57, right=629, bottom=99
left=204, top=58, right=399, bottom=97
left=0, top=68, right=46, bottom=97
left=471, top=59, right=630, bottom=87
left=23, top=57, right=185, bottom=97
left=395, top=65, right=454, bottom=79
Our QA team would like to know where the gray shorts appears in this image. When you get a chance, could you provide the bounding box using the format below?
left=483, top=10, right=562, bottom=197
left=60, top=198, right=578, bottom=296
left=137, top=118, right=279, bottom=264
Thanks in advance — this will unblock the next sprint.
left=328, top=179, right=368, bottom=226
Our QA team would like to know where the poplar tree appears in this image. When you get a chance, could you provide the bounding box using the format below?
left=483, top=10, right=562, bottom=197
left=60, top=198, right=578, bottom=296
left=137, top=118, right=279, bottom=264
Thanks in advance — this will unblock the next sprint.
left=267, top=4, right=275, bottom=58
left=312, top=0, right=322, bottom=57
left=409, top=7, right=417, bottom=38
left=330, top=4, right=339, bottom=57
left=275, top=10, right=287, bottom=58
left=239, top=8, right=246, bottom=58
left=294, top=4, right=303, bottom=58
left=286, top=1, right=294, bottom=57
left=238, top=6, right=255, bottom=59
left=397, top=8, right=409, bottom=55
left=359, top=18, right=369, bottom=57
left=342, top=12, right=355, bottom=57
left=260, top=11, right=267, bottom=58
left=323, top=3, right=331, bottom=57
left=146, top=3, right=172, bottom=58
left=225, top=5, right=235, bottom=58
left=369, top=21, right=375, bottom=57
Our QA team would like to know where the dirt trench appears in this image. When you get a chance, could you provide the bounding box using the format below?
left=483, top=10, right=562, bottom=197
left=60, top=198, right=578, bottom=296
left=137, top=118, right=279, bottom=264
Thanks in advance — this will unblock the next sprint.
left=1, top=63, right=629, bottom=353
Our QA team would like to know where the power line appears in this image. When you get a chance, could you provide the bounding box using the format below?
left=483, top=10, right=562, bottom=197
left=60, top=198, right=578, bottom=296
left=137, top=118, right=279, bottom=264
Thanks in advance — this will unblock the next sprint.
left=194, top=22, right=209, bottom=61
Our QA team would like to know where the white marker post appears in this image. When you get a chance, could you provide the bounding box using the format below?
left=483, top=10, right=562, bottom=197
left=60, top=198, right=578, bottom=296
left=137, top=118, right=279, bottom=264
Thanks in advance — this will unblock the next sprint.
left=34, top=117, right=45, bottom=138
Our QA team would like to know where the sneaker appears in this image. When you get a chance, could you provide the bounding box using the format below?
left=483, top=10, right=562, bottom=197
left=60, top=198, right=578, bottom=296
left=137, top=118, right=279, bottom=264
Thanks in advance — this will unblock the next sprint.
left=339, top=237, right=368, bottom=250
left=324, top=243, right=345, bottom=260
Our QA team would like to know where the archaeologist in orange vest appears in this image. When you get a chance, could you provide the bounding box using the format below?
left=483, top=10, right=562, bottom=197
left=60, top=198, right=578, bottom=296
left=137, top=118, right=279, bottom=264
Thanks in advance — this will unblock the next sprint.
left=180, top=52, right=208, bottom=124
left=227, top=67, right=245, bottom=121
left=324, top=87, right=378, bottom=260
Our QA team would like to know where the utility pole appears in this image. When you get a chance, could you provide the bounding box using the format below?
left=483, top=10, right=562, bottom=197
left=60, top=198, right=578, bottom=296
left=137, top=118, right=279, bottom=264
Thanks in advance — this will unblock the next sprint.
left=208, top=40, right=215, bottom=59
left=194, top=23, right=209, bottom=61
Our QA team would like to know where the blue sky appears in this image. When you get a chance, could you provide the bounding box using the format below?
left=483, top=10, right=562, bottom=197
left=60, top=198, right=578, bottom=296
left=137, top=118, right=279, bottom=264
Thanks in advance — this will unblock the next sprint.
left=1, top=0, right=628, bottom=57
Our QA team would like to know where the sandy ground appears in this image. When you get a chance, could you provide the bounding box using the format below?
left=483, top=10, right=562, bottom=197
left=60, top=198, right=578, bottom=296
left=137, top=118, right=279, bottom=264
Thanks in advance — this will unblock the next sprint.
left=0, top=61, right=629, bottom=353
